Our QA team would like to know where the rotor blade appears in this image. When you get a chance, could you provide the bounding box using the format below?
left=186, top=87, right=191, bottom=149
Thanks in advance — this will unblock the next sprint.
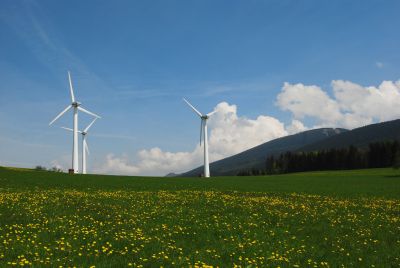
left=68, top=71, right=76, bottom=103
left=78, top=106, right=101, bottom=118
left=84, top=139, right=90, bottom=155
left=183, top=98, right=203, bottom=117
left=60, top=127, right=73, bottom=132
left=61, top=126, right=82, bottom=133
left=207, top=110, right=217, bottom=117
left=49, top=105, right=72, bottom=125
left=83, top=118, right=97, bottom=133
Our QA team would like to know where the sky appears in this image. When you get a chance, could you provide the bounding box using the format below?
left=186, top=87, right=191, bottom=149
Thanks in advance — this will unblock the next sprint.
left=1, top=0, right=400, bottom=176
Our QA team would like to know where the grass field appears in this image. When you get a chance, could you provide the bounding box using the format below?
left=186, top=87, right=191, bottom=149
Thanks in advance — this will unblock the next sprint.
left=0, top=167, right=399, bottom=267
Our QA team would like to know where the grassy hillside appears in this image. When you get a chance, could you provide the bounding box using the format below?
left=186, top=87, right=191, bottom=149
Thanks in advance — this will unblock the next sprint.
left=0, top=167, right=399, bottom=267
left=1, top=166, right=400, bottom=198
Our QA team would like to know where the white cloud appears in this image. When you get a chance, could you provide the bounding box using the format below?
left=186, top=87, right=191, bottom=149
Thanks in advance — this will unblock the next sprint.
left=276, top=82, right=342, bottom=126
left=95, top=149, right=202, bottom=176
left=277, top=80, right=400, bottom=129
left=376, top=62, right=384, bottom=68
left=332, top=80, right=400, bottom=122
left=286, top=120, right=308, bottom=135
left=95, top=154, right=140, bottom=175
left=94, top=102, right=288, bottom=176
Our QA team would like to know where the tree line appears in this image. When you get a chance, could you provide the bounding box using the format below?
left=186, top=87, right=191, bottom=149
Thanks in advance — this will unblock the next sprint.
left=237, top=140, right=400, bottom=176
left=35, top=165, right=64, bottom=173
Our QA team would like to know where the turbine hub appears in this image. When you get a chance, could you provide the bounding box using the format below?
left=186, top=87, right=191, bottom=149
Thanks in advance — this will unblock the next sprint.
left=72, top=102, right=81, bottom=107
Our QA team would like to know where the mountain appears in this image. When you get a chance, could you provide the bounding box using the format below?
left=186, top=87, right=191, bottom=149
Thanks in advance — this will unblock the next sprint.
left=298, top=119, right=400, bottom=152
left=179, top=128, right=348, bottom=177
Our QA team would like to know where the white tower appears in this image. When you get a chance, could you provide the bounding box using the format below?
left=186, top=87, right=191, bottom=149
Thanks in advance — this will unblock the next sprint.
left=183, top=98, right=216, bottom=177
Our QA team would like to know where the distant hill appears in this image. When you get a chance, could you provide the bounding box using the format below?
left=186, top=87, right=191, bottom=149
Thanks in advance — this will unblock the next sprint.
left=179, top=128, right=348, bottom=177
left=298, top=119, right=400, bottom=152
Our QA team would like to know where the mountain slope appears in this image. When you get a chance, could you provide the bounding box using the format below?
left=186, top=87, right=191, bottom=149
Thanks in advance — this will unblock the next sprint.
left=180, top=128, right=348, bottom=177
left=298, top=119, right=400, bottom=152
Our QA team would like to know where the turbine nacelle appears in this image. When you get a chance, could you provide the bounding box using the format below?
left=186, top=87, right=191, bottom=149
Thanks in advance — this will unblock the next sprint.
left=183, top=98, right=216, bottom=119
left=72, top=101, right=81, bottom=107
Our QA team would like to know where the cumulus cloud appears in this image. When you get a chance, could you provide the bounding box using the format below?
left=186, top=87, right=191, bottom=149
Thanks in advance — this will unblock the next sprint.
left=286, top=120, right=308, bottom=135
left=94, top=102, right=288, bottom=176
left=276, top=80, right=400, bottom=129
left=276, top=82, right=342, bottom=125
left=95, top=150, right=202, bottom=176
left=332, top=80, right=400, bottom=123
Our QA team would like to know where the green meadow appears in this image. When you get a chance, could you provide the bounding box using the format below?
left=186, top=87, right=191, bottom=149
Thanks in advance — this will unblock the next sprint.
left=0, top=167, right=399, bottom=267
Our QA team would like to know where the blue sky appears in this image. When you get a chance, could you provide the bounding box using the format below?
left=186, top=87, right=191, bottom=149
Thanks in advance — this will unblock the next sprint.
left=1, top=0, right=400, bottom=175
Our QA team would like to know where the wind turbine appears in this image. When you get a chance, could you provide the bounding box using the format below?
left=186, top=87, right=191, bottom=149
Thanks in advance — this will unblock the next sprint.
left=183, top=98, right=216, bottom=178
left=49, top=71, right=101, bottom=173
left=61, top=118, right=98, bottom=174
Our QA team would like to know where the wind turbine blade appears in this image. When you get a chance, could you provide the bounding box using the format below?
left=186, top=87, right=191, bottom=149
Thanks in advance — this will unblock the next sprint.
left=183, top=98, right=202, bottom=117
left=68, top=71, right=76, bottom=103
left=78, top=106, right=101, bottom=118
left=61, top=127, right=73, bottom=132
left=207, top=110, right=217, bottom=117
left=49, top=105, right=72, bottom=125
left=61, top=126, right=82, bottom=133
left=84, top=140, right=90, bottom=155
left=83, top=118, right=97, bottom=133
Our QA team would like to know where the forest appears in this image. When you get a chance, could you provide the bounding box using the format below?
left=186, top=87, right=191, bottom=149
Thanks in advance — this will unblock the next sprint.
left=238, top=141, right=400, bottom=176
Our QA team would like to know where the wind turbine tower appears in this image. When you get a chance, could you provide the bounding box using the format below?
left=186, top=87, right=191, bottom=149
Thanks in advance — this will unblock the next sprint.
left=49, top=71, right=101, bottom=173
left=62, top=117, right=98, bottom=174
left=183, top=98, right=216, bottom=178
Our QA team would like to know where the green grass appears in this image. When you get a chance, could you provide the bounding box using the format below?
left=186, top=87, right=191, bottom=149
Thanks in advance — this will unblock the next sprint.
left=0, top=167, right=399, bottom=267
left=2, top=167, right=400, bottom=198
